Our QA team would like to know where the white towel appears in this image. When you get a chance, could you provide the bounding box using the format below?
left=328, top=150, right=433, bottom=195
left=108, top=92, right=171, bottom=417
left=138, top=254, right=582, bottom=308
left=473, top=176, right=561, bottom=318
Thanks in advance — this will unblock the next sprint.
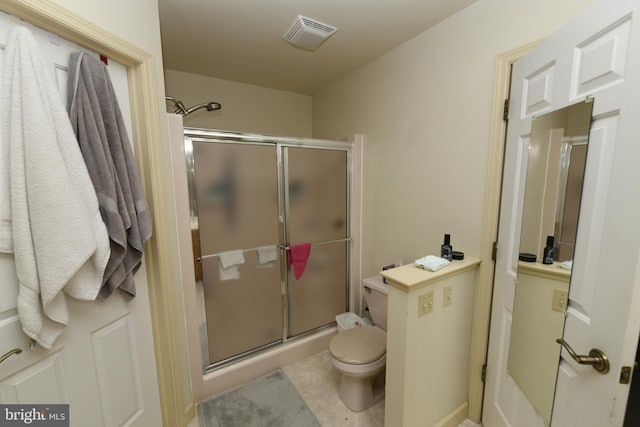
left=218, top=250, right=245, bottom=269
left=0, top=27, right=110, bottom=349
left=256, top=245, right=278, bottom=266
left=414, top=255, right=450, bottom=272
left=218, top=250, right=245, bottom=281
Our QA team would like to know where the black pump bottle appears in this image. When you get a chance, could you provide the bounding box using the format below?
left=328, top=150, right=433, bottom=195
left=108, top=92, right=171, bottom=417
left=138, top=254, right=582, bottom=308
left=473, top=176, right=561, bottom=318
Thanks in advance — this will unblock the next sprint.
left=441, top=234, right=453, bottom=261
left=543, top=235, right=555, bottom=265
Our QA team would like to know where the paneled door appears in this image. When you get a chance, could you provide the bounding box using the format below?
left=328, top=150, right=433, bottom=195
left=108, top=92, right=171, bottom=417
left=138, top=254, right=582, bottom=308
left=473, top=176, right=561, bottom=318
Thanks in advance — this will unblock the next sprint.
left=0, top=12, right=161, bottom=427
left=483, top=0, right=640, bottom=425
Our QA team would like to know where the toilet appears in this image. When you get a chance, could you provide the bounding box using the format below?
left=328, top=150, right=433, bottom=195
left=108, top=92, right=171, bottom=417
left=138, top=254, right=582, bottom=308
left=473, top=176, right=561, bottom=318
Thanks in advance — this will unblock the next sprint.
left=329, top=275, right=389, bottom=412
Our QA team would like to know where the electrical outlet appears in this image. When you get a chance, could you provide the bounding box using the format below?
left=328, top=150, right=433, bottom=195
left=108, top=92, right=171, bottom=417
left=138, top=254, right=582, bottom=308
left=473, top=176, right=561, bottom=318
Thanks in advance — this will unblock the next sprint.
left=443, top=285, right=453, bottom=307
left=418, top=291, right=434, bottom=317
left=552, top=288, right=568, bottom=312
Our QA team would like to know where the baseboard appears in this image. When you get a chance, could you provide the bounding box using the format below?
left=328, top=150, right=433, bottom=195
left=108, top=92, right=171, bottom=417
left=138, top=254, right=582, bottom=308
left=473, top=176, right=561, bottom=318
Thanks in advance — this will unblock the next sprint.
left=435, top=401, right=469, bottom=427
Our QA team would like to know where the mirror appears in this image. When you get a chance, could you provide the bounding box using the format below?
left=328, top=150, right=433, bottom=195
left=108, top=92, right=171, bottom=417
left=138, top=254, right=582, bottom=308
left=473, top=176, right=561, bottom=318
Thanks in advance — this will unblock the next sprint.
left=507, top=99, right=594, bottom=425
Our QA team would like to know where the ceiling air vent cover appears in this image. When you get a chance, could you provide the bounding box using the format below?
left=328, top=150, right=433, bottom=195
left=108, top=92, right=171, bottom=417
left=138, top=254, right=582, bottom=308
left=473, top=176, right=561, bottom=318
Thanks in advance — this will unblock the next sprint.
left=283, top=15, right=337, bottom=50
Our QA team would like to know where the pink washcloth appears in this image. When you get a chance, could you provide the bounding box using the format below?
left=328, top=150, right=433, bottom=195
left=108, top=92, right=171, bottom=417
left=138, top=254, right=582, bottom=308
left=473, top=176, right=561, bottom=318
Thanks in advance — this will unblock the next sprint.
left=288, top=243, right=312, bottom=280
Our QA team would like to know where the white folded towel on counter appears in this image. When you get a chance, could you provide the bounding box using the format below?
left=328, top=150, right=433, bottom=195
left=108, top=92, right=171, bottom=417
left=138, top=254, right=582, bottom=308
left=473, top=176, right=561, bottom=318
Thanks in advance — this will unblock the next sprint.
left=559, top=260, right=573, bottom=270
left=415, top=255, right=450, bottom=272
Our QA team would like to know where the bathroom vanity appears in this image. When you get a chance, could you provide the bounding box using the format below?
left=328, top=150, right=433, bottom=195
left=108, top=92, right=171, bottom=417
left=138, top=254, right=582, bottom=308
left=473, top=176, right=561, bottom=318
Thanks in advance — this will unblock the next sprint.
left=381, top=256, right=481, bottom=427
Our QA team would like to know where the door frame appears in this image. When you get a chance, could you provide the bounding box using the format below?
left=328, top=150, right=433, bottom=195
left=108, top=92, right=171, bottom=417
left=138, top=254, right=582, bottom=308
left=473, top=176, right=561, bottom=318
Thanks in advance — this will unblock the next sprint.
left=0, top=1, right=191, bottom=426
left=467, top=39, right=541, bottom=422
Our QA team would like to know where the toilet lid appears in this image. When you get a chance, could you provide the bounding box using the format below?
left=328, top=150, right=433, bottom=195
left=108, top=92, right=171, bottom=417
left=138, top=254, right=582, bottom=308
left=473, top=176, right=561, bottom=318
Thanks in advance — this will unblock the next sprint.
left=330, top=326, right=386, bottom=364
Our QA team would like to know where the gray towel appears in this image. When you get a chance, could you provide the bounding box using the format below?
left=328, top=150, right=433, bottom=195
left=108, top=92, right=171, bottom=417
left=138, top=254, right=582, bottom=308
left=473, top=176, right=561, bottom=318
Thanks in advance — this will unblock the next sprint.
left=68, top=52, right=152, bottom=300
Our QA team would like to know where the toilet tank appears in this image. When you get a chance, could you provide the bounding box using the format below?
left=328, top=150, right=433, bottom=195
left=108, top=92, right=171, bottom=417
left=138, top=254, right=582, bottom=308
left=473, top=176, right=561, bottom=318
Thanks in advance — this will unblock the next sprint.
left=363, top=275, right=389, bottom=331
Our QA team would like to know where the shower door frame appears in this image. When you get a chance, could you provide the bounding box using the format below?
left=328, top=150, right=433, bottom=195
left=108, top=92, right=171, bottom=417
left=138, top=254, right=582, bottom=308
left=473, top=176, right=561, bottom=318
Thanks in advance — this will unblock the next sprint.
left=183, top=128, right=352, bottom=371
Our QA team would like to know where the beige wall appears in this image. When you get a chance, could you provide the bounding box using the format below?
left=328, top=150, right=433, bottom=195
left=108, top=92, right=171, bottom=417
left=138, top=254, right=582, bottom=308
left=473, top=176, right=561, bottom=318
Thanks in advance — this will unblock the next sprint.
left=164, top=69, right=313, bottom=137
left=312, top=0, right=591, bottom=278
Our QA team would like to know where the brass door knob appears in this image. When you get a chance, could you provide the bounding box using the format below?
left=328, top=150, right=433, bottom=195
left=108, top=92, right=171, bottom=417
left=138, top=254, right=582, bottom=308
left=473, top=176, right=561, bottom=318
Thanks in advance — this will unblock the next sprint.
left=556, top=338, right=609, bottom=374
left=0, top=348, right=22, bottom=364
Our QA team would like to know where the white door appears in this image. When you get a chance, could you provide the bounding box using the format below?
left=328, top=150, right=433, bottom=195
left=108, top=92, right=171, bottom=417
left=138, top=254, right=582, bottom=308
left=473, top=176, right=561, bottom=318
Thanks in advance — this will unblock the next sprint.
left=0, top=12, right=162, bottom=427
left=483, top=0, right=640, bottom=425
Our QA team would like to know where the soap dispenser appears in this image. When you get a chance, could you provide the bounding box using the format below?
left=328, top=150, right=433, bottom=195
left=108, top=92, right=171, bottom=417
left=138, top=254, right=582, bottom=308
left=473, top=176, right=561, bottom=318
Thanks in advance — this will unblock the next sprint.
left=441, top=234, right=453, bottom=261
left=543, top=235, right=555, bottom=265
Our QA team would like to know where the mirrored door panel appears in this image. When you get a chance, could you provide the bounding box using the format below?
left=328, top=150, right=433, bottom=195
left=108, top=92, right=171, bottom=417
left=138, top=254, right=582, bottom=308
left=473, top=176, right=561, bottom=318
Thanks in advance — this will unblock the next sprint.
left=507, top=99, right=593, bottom=424
left=285, top=147, right=348, bottom=336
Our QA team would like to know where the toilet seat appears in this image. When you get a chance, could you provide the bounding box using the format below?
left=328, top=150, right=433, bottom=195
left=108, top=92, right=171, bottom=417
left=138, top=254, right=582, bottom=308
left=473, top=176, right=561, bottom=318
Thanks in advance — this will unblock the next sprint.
left=329, top=326, right=386, bottom=364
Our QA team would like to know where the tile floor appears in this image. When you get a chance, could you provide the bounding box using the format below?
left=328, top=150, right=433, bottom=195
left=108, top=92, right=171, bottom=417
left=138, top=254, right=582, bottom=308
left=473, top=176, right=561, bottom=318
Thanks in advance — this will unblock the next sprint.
left=190, top=350, right=482, bottom=427
left=283, top=350, right=385, bottom=426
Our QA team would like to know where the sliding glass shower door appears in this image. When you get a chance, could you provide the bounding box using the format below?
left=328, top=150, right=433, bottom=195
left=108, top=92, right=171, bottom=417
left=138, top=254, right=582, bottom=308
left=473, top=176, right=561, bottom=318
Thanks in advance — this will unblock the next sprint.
left=186, top=130, right=350, bottom=369
left=284, top=147, right=348, bottom=337
left=192, top=141, right=283, bottom=365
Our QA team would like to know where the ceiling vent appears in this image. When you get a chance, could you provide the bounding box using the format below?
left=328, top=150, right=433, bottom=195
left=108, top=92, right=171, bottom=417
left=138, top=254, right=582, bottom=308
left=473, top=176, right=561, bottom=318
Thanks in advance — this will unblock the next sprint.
left=283, top=15, right=337, bottom=51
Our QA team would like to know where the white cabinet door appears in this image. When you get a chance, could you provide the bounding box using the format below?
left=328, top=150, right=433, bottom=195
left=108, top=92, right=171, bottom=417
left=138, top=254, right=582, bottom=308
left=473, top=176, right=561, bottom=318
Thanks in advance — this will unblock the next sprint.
left=483, top=0, right=640, bottom=425
left=0, top=12, right=162, bottom=427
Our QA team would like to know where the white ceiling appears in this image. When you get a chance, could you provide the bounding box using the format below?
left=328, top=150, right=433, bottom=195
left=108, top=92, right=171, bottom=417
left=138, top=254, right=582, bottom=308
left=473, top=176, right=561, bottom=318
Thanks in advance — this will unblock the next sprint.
left=158, top=0, right=477, bottom=95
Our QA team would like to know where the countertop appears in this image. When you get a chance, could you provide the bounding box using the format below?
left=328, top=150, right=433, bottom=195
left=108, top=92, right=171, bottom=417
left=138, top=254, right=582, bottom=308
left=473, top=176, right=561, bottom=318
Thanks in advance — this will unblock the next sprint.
left=517, top=260, right=571, bottom=282
left=380, top=256, right=481, bottom=292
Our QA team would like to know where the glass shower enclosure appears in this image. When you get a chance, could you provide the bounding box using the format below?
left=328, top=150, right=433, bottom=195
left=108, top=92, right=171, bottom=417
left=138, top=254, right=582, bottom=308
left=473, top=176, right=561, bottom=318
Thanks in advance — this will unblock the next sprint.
left=184, top=129, right=351, bottom=370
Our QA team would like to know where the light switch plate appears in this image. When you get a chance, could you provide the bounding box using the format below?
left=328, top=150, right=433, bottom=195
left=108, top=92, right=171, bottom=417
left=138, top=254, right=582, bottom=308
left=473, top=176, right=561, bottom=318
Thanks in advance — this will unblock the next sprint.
left=443, top=285, right=453, bottom=307
left=418, top=291, right=434, bottom=317
left=552, top=288, right=568, bottom=312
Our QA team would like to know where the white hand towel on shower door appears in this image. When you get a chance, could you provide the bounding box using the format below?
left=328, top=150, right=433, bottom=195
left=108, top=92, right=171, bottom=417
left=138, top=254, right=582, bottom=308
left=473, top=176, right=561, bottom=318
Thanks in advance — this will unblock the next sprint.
left=218, top=250, right=245, bottom=281
left=256, top=245, right=278, bottom=267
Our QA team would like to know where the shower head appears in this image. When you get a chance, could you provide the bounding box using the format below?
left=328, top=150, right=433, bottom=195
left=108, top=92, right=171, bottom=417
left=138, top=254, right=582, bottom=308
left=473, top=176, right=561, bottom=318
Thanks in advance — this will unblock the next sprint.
left=165, top=96, right=188, bottom=115
left=165, top=96, right=222, bottom=116
left=185, top=101, right=222, bottom=115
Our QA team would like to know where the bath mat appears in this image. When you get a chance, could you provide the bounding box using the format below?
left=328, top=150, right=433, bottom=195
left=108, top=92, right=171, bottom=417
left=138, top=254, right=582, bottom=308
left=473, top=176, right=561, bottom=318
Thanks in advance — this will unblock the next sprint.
left=198, top=369, right=321, bottom=427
